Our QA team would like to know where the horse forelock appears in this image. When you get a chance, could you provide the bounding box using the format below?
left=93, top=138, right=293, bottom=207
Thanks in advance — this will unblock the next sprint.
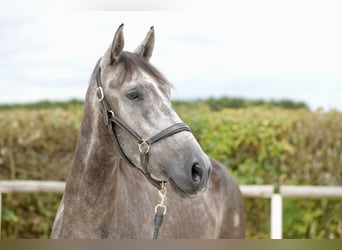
left=115, top=52, right=171, bottom=88
left=89, top=51, right=171, bottom=97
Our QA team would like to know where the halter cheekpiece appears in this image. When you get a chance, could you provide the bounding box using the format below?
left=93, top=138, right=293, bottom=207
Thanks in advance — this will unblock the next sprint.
left=94, top=57, right=191, bottom=190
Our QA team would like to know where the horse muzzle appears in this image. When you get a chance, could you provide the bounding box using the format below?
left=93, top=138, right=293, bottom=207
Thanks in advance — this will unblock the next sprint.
left=166, top=155, right=212, bottom=198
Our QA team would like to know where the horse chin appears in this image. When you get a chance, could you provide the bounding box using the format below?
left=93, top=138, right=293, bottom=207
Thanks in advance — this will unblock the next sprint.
left=149, top=174, right=197, bottom=198
left=168, top=178, right=203, bottom=199
left=150, top=173, right=167, bottom=182
left=149, top=170, right=207, bottom=199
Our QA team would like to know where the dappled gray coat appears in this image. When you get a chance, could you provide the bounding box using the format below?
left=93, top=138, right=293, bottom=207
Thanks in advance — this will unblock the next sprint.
left=51, top=24, right=244, bottom=239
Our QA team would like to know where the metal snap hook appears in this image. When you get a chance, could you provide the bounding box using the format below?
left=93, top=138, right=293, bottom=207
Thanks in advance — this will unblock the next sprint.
left=154, top=182, right=167, bottom=215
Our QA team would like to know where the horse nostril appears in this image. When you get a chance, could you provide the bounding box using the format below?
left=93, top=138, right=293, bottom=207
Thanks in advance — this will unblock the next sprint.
left=191, top=163, right=204, bottom=184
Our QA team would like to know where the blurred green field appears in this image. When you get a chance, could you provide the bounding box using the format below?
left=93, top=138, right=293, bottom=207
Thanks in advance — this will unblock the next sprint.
left=0, top=98, right=341, bottom=238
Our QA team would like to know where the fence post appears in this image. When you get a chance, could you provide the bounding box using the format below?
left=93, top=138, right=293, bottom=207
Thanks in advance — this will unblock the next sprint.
left=271, top=193, right=282, bottom=239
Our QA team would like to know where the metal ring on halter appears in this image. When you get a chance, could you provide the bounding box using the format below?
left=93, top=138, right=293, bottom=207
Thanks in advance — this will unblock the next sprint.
left=96, top=87, right=104, bottom=102
left=138, top=139, right=151, bottom=154
left=108, top=110, right=115, bottom=118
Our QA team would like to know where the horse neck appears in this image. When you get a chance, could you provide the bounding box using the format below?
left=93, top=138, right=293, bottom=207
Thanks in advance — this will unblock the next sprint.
left=66, top=86, right=125, bottom=194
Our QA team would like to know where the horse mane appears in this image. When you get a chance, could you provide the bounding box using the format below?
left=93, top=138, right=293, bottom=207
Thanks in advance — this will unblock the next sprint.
left=115, top=51, right=170, bottom=87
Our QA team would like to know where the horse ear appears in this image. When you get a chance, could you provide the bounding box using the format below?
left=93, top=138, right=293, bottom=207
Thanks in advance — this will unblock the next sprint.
left=134, top=26, right=155, bottom=61
left=110, top=23, right=125, bottom=64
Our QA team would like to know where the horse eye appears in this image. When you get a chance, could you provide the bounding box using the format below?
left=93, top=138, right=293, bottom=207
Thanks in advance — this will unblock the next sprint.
left=126, top=90, right=142, bottom=101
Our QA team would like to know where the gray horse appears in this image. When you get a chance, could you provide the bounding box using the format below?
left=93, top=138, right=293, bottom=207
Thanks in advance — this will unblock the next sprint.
left=51, top=24, right=244, bottom=239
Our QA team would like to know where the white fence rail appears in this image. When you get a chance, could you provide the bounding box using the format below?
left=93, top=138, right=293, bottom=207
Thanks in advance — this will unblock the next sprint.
left=1, top=180, right=342, bottom=239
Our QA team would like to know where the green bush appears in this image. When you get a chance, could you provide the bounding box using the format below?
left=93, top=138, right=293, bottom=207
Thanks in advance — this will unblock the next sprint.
left=177, top=104, right=342, bottom=238
left=173, top=97, right=309, bottom=111
left=0, top=107, right=82, bottom=238
left=0, top=100, right=341, bottom=238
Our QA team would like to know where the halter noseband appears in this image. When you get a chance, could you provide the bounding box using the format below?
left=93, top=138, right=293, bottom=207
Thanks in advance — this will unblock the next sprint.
left=94, top=58, right=191, bottom=190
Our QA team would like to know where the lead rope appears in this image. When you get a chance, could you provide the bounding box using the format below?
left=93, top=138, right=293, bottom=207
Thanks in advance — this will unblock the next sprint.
left=153, top=182, right=167, bottom=239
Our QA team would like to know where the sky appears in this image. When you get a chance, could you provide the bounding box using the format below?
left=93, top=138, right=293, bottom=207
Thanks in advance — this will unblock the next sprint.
left=1, top=0, right=342, bottom=111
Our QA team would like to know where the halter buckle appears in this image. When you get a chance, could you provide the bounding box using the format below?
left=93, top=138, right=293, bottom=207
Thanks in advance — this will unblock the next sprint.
left=96, top=87, right=104, bottom=102
left=139, top=139, right=151, bottom=154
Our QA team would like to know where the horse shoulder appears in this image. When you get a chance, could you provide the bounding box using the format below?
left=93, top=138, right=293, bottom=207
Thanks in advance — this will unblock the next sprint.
left=207, top=157, right=245, bottom=238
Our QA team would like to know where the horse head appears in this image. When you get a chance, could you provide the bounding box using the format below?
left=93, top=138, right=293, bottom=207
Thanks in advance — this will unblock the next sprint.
left=90, top=24, right=212, bottom=198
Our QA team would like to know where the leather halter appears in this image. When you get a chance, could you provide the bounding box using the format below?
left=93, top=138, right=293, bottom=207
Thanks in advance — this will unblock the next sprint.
left=94, top=58, right=191, bottom=190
